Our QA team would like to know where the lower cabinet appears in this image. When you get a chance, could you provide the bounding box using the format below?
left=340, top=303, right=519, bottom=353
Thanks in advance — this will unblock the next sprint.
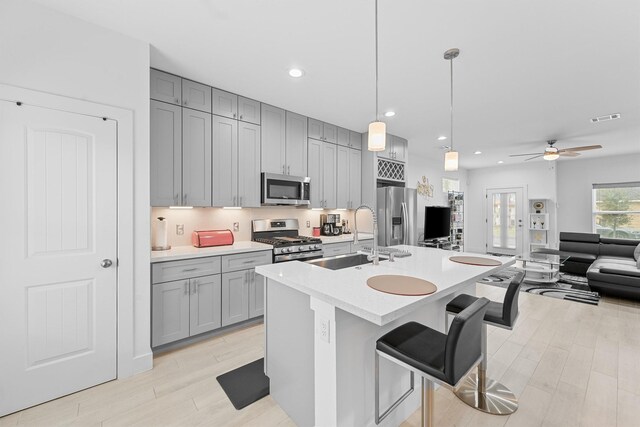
left=249, top=270, right=265, bottom=318
left=152, top=274, right=222, bottom=347
left=323, top=242, right=351, bottom=257
left=221, top=268, right=265, bottom=326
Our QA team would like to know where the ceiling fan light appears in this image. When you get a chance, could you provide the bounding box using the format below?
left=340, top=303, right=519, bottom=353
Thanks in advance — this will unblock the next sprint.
left=543, top=149, right=560, bottom=161
left=368, top=121, right=386, bottom=151
left=444, top=150, right=459, bottom=171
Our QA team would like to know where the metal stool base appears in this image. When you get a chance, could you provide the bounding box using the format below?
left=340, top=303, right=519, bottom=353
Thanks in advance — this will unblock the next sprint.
left=454, top=371, right=518, bottom=415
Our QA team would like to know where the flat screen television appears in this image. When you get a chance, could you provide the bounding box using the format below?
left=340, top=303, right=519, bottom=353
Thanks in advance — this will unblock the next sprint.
left=424, top=206, right=451, bottom=240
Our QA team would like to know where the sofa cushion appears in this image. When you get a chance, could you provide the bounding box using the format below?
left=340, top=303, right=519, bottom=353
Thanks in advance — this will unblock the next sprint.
left=599, top=266, right=640, bottom=278
left=559, top=251, right=598, bottom=263
left=559, top=241, right=599, bottom=256
left=595, top=256, right=638, bottom=265
left=600, top=241, right=637, bottom=258
left=587, top=266, right=640, bottom=288
left=560, top=232, right=600, bottom=243
left=600, top=237, right=640, bottom=247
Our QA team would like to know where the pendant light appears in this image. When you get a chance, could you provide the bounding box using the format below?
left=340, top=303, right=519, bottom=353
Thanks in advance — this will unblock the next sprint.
left=444, top=48, right=460, bottom=171
left=368, top=0, right=386, bottom=151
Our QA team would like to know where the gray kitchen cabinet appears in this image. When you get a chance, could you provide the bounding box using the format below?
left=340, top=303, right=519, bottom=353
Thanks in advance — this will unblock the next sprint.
left=322, top=141, right=337, bottom=209
left=337, top=127, right=350, bottom=147
left=336, top=145, right=350, bottom=208
left=248, top=270, right=265, bottom=318
left=237, top=122, right=261, bottom=207
left=212, top=116, right=238, bottom=207
left=308, top=118, right=337, bottom=143
left=261, top=104, right=287, bottom=175
left=150, top=69, right=181, bottom=105
left=152, top=256, right=221, bottom=283
left=377, top=134, right=407, bottom=162
left=307, top=138, right=323, bottom=208
left=182, top=79, right=212, bottom=113
left=323, top=242, right=351, bottom=257
left=151, top=100, right=182, bottom=206
left=307, top=139, right=337, bottom=209
left=238, top=96, right=261, bottom=125
left=222, top=270, right=250, bottom=326
left=152, top=279, right=190, bottom=347
left=285, top=111, right=308, bottom=177
left=212, top=88, right=238, bottom=119
left=182, top=108, right=212, bottom=207
left=221, top=250, right=272, bottom=273
left=348, top=148, right=362, bottom=209
left=189, top=274, right=222, bottom=336
left=350, top=131, right=362, bottom=150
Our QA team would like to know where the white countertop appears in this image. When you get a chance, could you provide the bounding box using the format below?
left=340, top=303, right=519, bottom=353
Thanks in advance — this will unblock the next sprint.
left=301, top=233, right=374, bottom=244
left=255, top=246, right=513, bottom=326
left=151, top=241, right=272, bottom=263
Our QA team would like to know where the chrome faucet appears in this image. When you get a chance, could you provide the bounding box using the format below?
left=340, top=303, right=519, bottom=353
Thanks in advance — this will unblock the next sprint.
left=354, top=204, right=379, bottom=265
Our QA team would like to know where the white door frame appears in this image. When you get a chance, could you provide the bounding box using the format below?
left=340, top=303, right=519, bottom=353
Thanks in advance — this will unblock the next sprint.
left=0, top=84, right=141, bottom=379
left=484, top=186, right=527, bottom=255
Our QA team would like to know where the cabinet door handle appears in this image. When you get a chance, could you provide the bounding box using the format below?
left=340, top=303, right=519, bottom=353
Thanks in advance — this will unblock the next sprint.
left=183, top=193, right=187, bottom=204
left=239, top=114, right=243, bottom=120
left=183, top=282, right=188, bottom=295
left=184, top=100, right=188, bottom=106
left=242, top=260, right=255, bottom=264
left=233, top=196, right=237, bottom=206
left=175, top=98, right=180, bottom=104
left=287, top=165, right=290, bottom=175
left=182, top=267, right=198, bottom=272
left=175, top=193, right=179, bottom=204
left=282, top=164, right=286, bottom=174
left=233, top=113, right=236, bottom=118
left=239, top=196, right=243, bottom=206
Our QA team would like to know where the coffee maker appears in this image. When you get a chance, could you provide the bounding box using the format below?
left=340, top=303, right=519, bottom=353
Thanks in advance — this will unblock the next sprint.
left=320, top=214, right=341, bottom=236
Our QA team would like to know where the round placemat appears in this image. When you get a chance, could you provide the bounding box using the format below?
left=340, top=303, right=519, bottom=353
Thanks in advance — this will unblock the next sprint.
left=367, top=275, right=437, bottom=296
left=449, top=256, right=502, bottom=266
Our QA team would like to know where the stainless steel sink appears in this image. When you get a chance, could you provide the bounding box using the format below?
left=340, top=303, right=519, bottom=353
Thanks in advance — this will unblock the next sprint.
left=306, top=253, right=386, bottom=270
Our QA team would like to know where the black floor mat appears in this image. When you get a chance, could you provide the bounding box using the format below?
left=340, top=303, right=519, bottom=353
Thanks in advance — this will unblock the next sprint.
left=216, top=358, right=270, bottom=410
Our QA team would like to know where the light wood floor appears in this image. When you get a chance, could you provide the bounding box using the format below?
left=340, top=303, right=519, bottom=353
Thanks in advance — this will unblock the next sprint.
left=2, top=283, right=640, bottom=427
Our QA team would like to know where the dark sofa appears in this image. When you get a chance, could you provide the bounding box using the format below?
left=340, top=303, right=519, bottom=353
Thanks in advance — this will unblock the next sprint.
left=538, top=232, right=640, bottom=299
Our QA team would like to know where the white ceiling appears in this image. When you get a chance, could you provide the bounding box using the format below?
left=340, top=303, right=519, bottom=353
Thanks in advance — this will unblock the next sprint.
left=33, top=0, right=640, bottom=169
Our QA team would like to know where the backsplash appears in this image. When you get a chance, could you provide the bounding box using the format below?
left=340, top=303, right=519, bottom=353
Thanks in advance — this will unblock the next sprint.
left=151, top=207, right=374, bottom=247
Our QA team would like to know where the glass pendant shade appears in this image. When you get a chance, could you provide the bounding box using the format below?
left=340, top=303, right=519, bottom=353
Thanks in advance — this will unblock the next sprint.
left=444, top=150, right=459, bottom=171
left=368, top=121, right=386, bottom=151
left=543, top=148, right=559, bottom=161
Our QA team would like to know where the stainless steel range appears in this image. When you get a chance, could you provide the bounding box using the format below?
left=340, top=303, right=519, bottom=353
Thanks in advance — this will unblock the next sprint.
left=252, top=219, right=324, bottom=263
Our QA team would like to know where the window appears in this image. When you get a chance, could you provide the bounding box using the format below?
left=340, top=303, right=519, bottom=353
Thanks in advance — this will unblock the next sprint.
left=592, top=182, right=640, bottom=239
left=442, top=178, right=460, bottom=193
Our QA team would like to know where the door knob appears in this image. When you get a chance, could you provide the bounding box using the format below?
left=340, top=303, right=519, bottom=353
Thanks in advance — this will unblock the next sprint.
left=101, top=259, right=113, bottom=268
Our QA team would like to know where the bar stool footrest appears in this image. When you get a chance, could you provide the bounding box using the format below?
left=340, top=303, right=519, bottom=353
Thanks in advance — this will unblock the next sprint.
left=454, top=372, right=518, bottom=415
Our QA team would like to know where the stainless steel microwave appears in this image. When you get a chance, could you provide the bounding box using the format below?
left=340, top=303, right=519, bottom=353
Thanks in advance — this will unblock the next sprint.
left=261, top=173, right=311, bottom=206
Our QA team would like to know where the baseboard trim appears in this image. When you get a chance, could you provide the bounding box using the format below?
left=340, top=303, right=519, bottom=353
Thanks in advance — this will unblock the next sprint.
left=132, top=352, right=153, bottom=375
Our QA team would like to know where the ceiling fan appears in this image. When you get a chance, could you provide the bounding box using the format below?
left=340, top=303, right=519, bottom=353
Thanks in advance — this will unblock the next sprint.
left=509, top=140, right=603, bottom=161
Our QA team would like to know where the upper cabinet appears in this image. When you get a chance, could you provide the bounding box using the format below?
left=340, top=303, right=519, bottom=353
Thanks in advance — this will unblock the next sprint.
left=151, top=100, right=182, bottom=206
left=336, top=146, right=362, bottom=210
left=151, top=69, right=182, bottom=105
left=182, top=79, right=211, bottom=113
left=212, top=88, right=238, bottom=119
left=337, top=127, right=350, bottom=147
left=181, top=108, right=212, bottom=207
left=285, top=111, right=308, bottom=177
left=350, top=131, right=362, bottom=150
left=261, top=104, right=287, bottom=175
left=238, top=97, right=261, bottom=125
left=307, top=139, right=337, bottom=209
left=308, top=118, right=337, bottom=144
left=377, top=134, right=407, bottom=162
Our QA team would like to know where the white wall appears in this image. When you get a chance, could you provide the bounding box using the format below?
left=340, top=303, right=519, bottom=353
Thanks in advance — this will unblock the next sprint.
left=465, top=161, right=557, bottom=253
left=557, top=153, right=640, bottom=233
left=0, top=0, right=151, bottom=372
left=406, top=149, right=468, bottom=240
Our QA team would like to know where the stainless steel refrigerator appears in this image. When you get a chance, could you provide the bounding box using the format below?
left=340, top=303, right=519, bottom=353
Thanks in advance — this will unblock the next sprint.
left=376, top=187, right=417, bottom=246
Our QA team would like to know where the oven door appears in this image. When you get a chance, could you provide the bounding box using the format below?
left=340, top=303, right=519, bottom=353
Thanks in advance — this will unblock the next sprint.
left=262, top=173, right=310, bottom=206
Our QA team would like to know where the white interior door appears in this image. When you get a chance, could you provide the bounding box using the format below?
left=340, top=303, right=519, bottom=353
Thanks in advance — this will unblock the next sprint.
left=486, top=187, right=524, bottom=255
left=0, top=101, right=117, bottom=416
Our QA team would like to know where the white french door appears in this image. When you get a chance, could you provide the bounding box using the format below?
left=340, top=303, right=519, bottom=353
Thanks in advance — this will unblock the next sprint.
left=486, top=187, right=524, bottom=255
left=0, top=101, right=117, bottom=416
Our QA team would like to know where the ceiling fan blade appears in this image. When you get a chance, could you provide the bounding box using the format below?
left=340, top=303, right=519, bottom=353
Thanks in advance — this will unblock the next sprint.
left=559, top=151, right=580, bottom=157
left=524, top=154, right=543, bottom=161
left=509, top=153, right=542, bottom=157
left=558, top=144, right=602, bottom=152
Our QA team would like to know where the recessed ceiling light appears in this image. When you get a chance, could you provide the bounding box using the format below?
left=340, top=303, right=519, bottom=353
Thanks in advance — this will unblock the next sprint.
left=288, top=68, right=304, bottom=78
left=384, top=111, right=396, bottom=117
left=497, top=160, right=504, bottom=164
left=474, top=151, right=482, bottom=155
left=437, top=136, right=447, bottom=141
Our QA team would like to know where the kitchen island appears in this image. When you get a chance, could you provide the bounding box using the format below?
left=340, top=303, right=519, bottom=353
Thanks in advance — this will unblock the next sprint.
left=255, top=246, right=512, bottom=427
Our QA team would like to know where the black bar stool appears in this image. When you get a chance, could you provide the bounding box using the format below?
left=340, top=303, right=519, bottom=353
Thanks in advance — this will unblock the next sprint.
left=445, top=271, right=525, bottom=415
left=375, top=298, right=490, bottom=427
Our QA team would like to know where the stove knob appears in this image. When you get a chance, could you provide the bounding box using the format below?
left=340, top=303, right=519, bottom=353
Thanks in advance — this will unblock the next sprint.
left=283, top=247, right=291, bottom=253
left=314, top=244, right=321, bottom=250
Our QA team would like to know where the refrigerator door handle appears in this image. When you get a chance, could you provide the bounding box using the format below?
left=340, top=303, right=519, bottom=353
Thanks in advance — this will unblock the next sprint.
left=401, top=202, right=408, bottom=245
